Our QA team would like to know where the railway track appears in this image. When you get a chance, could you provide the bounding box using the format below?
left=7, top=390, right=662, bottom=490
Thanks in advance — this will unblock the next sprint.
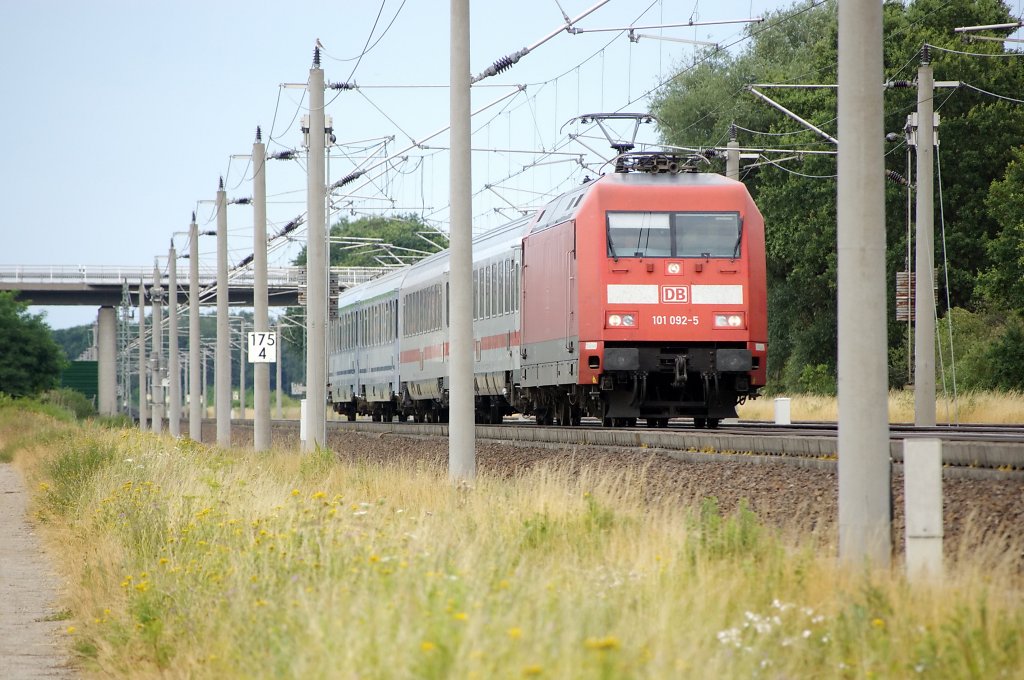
left=224, top=418, right=1024, bottom=479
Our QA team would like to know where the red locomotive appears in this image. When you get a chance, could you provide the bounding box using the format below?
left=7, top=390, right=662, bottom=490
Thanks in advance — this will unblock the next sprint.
left=330, top=151, right=767, bottom=428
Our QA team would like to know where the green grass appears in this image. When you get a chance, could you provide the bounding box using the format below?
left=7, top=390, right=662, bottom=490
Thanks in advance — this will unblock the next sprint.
left=7, top=414, right=1024, bottom=679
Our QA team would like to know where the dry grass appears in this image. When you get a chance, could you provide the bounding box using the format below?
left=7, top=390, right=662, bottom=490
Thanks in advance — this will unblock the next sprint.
left=2, top=406, right=1023, bottom=678
left=738, top=390, right=1024, bottom=424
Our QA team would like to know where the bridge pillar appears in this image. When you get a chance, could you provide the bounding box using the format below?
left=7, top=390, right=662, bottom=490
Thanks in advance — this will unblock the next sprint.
left=97, top=306, right=117, bottom=416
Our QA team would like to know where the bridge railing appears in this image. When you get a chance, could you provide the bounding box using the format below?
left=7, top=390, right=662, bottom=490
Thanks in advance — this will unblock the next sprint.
left=0, top=265, right=395, bottom=289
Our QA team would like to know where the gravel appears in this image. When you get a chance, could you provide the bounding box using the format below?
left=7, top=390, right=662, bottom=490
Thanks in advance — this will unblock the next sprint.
left=330, top=431, right=1024, bottom=563
left=213, top=423, right=1024, bottom=564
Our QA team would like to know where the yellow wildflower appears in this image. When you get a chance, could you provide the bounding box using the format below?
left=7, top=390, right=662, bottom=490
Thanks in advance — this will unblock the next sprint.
left=585, top=635, right=620, bottom=650
left=421, top=641, right=436, bottom=652
left=507, top=627, right=523, bottom=640
left=522, top=665, right=543, bottom=676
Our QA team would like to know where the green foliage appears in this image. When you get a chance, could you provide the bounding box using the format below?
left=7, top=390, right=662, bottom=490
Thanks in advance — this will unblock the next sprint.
left=40, top=387, right=96, bottom=420
left=52, top=325, right=93, bottom=362
left=691, top=497, right=764, bottom=561
left=983, top=317, right=1024, bottom=391
left=0, top=291, right=67, bottom=397
left=282, top=214, right=444, bottom=368
left=653, top=0, right=1024, bottom=393
left=980, top=146, right=1024, bottom=309
left=39, top=437, right=116, bottom=517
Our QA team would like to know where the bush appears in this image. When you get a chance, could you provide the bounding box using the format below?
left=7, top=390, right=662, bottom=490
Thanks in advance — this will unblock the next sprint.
left=40, top=388, right=96, bottom=420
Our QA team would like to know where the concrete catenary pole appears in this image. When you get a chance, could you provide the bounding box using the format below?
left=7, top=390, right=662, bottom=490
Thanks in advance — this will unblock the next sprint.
left=303, top=48, right=327, bottom=452
left=189, top=213, right=202, bottom=441
left=837, top=0, right=891, bottom=567
left=914, top=48, right=936, bottom=427
left=97, top=306, right=117, bottom=416
left=276, top=320, right=283, bottom=420
left=449, top=0, right=476, bottom=480
left=168, top=242, right=181, bottom=436
left=216, top=178, right=232, bottom=447
left=253, top=127, right=271, bottom=450
left=138, top=280, right=148, bottom=430
left=726, top=124, right=740, bottom=181
left=239, top=318, right=246, bottom=420
left=151, top=263, right=164, bottom=434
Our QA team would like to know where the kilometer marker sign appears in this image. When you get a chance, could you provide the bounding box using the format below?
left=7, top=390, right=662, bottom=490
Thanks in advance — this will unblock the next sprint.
left=247, top=332, right=277, bottom=363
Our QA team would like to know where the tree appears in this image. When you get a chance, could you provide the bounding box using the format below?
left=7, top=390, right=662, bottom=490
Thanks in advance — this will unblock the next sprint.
left=281, top=213, right=444, bottom=381
left=651, top=0, right=1024, bottom=392
left=52, top=324, right=92, bottom=361
left=0, top=292, right=67, bottom=397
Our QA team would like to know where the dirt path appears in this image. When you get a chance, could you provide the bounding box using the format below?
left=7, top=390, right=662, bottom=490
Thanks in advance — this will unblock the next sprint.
left=0, top=463, right=75, bottom=679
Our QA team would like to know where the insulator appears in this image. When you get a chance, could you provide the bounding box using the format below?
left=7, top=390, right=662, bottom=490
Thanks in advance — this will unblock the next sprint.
left=218, top=176, right=224, bottom=190
left=336, top=170, right=364, bottom=188
left=191, top=211, right=196, bottom=223
left=886, top=169, right=910, bottom=186
left=921, top=44, right=930, bottom=65
left=491, top=55, right=514, bottom=75
left=887, top=80, right=914, bottom=89
left=313, top=46, right=321, bottom=68
left=256, top=126, right=262, bottom=143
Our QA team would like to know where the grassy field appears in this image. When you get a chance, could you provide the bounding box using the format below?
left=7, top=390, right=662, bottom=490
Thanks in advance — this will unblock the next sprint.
left=2, top=403, right=1022, bottom=678
left=738, top=390, right=1024, bottom=424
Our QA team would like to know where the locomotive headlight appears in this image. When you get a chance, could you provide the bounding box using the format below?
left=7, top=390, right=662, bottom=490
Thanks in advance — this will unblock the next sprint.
left=713, top=312, right=746, bottom=329
left=606, top=312, right=638, bottom=328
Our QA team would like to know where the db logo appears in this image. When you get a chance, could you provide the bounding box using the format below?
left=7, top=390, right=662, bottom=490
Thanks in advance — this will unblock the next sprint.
left=661, top=286, right=689, bottom=303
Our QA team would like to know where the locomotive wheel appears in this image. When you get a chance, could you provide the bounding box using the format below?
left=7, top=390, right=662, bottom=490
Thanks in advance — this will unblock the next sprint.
left=602, top=417, right=612, bottom=427
left=372, top=412, right=381, bottom=422
left=694, top=417, right=707, bottom=429
left=347, top=412, right=356, bottom=422
left=707, top=418, right=720, bottom=429
left=413, top=413, right=424, bottom=423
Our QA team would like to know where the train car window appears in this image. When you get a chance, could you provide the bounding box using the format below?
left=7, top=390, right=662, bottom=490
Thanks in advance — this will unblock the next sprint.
left=512, top=261, right=520, bottom=312
left=607, top=212, right=672, bottom=257
left=675, top=212, right=741, bottom=258
left=497, top=260, right=505, bottom=315
left=490, top=263, right=497, bottom=318
left=606, top=211, right=741, bottom=259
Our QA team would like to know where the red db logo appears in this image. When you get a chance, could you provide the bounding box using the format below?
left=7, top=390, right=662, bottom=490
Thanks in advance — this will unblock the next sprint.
left=661, top=286, right=689, bottom=303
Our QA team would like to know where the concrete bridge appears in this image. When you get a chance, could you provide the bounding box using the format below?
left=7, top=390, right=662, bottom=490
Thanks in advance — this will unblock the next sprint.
left=0, top=264, right=391, bottom=307
left=0, top=263, right=395, bottom=420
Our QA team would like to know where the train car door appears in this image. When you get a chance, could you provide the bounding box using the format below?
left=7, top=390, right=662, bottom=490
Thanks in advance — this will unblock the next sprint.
left=520, top=220, right=578, bottom=386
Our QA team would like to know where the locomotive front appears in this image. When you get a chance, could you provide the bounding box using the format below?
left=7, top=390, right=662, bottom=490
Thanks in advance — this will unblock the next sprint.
left=577, top=169, right=767, bottom=428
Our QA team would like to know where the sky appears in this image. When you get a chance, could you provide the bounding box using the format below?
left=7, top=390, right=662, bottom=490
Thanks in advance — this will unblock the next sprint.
left=1, top=0, right=799, bottom=330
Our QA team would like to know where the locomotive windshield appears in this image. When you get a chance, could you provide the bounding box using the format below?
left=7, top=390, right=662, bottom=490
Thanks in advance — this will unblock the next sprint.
left=606, top=211, right=741, bottom=259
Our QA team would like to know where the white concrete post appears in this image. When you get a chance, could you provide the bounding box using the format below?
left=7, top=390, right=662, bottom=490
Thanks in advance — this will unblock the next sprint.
left=449, top=0, right=476, bottom=480
left=726, top=125, right=740, bottom=181
left=253, top=127, right=271, bottom=451
left=97, top=306, right=117, bottom=415
left=188, top=214, right=202, bottom=441
left=168, top=244, right=181, bottom=436
left=837, top=0, right=891, bottom=566
left=774, top=397, right=791, bottom=425
left=904, top=438, right=943, bottom=580
left=276, top=320, right=283, bottom=420
left=151, top=262, right=164, bottom=434
left=303, top=49, right=327, bottom=451
left=914, top=51, right=936, bottom=427
left=216, top=178, right=232, bottom=447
